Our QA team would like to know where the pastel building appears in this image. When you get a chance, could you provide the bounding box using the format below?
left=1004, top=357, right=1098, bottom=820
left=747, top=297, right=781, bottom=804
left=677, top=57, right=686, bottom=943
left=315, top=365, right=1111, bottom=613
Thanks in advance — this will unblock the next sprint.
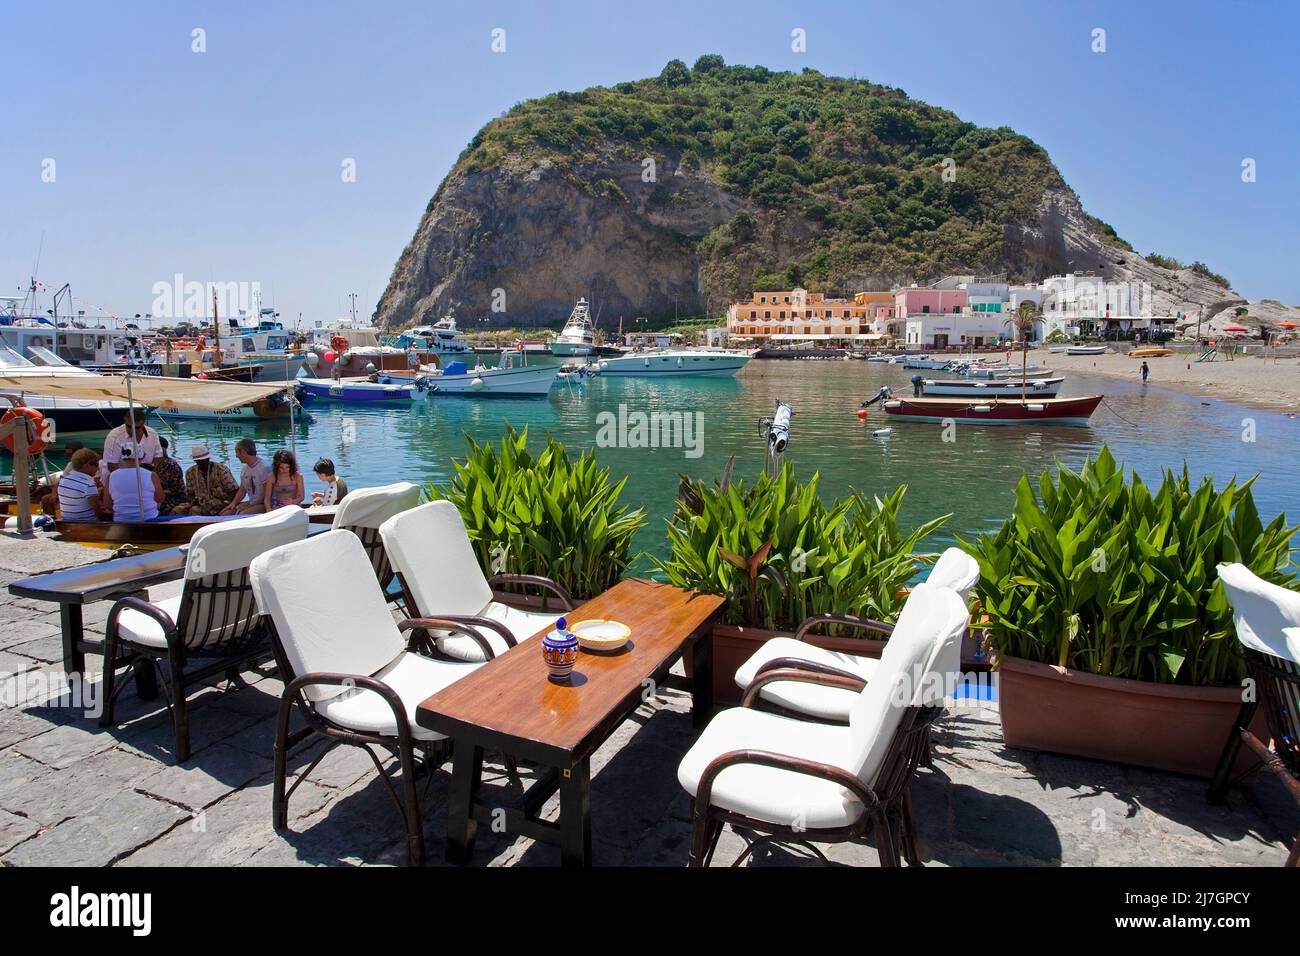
left=726, top=288, right=883, bottom=342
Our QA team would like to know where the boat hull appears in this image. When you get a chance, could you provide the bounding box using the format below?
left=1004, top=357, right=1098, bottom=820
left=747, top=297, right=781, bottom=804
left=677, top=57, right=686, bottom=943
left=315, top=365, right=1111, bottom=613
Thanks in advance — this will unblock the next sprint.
left=404, top=364, right=560, bottom=397
left=549, top=341, right=593, bottom=357
left=882, top=395, right=1103, bottom=426
left=598, top=353, right=750, bottom=377
left=297, top=378, right=416, bottom=403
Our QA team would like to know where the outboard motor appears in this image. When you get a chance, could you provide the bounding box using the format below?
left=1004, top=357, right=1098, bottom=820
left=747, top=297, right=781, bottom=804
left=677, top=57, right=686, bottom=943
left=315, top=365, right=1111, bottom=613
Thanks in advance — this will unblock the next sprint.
left=911, top=374, right=924, bottom=397
left=860, top=385, right=892, bottom=409
left=767, top=400, right=792, bottom=456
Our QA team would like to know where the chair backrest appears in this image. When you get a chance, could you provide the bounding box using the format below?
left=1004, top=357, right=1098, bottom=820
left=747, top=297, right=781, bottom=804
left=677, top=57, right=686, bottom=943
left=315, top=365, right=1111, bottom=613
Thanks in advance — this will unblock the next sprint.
left=1217, top=564, right=1300, bottom=663
left=1217, top=563, right=1300, bottom=775
left=250, top=529, right=406, bottom=702
left=926, top=547, right=981, bottom=601
left=848, top=583, right=969, bottom=787
left=175, top=508, right=309, bottom=655
left=924, top=547, right=982, bottom=680
left=379, top=500, right=494, bottom=618
left=331, top=482, right=421, bottom=590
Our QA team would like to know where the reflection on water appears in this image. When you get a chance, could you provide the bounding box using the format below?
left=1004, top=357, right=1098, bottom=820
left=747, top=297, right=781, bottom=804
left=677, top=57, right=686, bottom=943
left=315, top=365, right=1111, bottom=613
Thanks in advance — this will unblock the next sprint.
left=17, top=361, right=1298, bottom=564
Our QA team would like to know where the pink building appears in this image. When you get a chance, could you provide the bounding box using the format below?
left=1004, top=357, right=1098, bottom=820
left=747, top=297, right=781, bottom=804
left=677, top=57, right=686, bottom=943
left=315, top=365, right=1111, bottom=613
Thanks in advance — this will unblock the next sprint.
left=893, top=288, right=968, bottom=317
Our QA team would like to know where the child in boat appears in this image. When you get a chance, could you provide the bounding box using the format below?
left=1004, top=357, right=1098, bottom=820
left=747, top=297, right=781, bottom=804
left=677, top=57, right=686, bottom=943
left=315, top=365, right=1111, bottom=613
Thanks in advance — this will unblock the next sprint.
left=311, top=458, right=348, bottom=506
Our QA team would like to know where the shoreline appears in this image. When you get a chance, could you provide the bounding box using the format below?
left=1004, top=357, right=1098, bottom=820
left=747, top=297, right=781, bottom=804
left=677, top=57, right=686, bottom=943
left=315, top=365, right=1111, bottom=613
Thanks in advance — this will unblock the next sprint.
left=1032, top=349, right=1300, bottom=415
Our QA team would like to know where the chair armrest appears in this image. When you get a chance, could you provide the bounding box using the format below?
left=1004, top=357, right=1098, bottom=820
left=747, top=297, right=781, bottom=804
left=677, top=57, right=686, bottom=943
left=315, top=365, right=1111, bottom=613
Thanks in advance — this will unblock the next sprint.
left=284, top=672, right=413, bottom=748
left=794, top=613, right=894, bottom=642
left=106, top=595, right=179, bottom=650
left=696, top=748, right=881, bottom=816
left=742, top=666, right=868, bottom=709
left=399, top=616, right=501, bottom=660
left=488, top=573, right=576, bottom=611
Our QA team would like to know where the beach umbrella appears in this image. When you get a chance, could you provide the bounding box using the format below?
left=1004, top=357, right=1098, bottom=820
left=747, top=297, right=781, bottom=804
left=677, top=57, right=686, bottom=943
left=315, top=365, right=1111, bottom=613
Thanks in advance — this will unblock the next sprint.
left=1275, top=320, right=1298, bottom=329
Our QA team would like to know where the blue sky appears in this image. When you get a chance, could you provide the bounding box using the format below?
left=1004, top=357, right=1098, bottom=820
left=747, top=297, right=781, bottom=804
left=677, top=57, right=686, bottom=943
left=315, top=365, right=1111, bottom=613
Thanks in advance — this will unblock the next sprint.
left=4, top=0, right=1297, bottom=325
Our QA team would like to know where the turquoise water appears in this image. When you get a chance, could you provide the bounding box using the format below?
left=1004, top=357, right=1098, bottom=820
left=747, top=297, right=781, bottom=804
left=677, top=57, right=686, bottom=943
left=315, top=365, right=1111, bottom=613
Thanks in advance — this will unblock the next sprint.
left=16, top=360, right=1299, bottom=566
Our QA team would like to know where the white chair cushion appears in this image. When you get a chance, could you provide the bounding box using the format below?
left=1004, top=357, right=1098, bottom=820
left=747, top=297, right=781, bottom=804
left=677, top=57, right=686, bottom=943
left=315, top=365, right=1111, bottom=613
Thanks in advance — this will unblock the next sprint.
left=250, top=530, right=407, bottom=702
left=315, top=651, right=481, bottom=742
left=677, top=708, right=860, bottom=829
left=848, top=584, right=969, bottom=786
left=332, top=482, right=421, bottom=531
left=114, top=595, right=184, bottom=649
left=432, top=600, right=557, bottom=662
left=927, top=547, right=981, bottom=599
left=734, top=636, right=879, bottom=722
left=380, top=501, right=495, bottom=619
left=185, top=507, right=308, bottom=578
left=1218, top=563, right=1300, bottom=663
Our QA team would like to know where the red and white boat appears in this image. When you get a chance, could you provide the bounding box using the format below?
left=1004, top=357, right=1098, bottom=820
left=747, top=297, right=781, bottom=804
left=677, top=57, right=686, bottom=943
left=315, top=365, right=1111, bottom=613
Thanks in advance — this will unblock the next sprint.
left=878, top=394, right=1102, bottom=426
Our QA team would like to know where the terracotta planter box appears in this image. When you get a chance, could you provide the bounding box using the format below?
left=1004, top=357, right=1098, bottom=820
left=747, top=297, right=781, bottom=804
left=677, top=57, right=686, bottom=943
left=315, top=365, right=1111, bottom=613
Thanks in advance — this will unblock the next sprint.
left=710, top=623, right=887, bottom=706
left=997, top=655, right=1266, bottom=778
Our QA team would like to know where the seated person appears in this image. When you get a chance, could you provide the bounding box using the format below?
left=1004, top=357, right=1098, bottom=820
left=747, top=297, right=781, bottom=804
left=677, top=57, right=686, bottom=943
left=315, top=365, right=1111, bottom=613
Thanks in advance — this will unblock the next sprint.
left=311, top=458, right=348, bottom=506
left=101, top=447, right=164, bottom=521
left=153, top=436, right=188, bottom=515
left=220, top=438, right=271, bottom=516
left=263, top=449, right=305, bottom=511
left=55, top=448, right=109, bottom=521
left=177, top=444, right=238, bottom=515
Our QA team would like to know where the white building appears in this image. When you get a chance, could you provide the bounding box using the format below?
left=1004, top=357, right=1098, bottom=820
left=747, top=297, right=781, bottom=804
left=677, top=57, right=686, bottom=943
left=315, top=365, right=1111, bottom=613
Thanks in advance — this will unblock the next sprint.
left=1039, top=273, right=1172, bottom=339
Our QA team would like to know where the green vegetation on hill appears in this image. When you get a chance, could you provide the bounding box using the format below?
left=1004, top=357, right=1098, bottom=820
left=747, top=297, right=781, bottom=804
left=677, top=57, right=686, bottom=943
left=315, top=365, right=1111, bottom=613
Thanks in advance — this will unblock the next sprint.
left=1145, top=253, right=1230, bottom=288
left=452, top=57, right=1105, bottom=284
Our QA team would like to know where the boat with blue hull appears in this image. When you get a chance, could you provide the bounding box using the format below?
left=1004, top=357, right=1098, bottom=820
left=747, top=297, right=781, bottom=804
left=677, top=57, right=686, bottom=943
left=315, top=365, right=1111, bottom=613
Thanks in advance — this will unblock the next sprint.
left=296, top=377, right=416, bottom=404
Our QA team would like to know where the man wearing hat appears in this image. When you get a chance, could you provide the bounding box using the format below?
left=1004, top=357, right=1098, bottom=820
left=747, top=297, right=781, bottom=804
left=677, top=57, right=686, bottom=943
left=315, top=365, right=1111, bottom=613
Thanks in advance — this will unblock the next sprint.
left=176, top=444, right=238, bottom=516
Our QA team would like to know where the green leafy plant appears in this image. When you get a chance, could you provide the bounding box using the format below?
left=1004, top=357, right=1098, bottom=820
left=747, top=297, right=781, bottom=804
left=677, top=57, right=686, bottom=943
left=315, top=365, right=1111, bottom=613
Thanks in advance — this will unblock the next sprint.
left=960, top=447, right=1297, bottom=686
left=427, top=427, right=646, bottom=598
left=654, top=460, right=949, bottom=629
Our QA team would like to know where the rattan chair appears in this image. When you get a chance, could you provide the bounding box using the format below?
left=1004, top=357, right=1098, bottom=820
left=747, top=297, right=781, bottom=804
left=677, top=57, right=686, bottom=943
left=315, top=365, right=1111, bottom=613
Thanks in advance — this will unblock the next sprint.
left=733, top=548, right=980, bottom=723
left=379, top=500, right=574, bottom=662
left=678, top=582, right=970, bottom=867
left=251, top=528, right=486, bottom=867
left=99, top=508, right=309, bottom=762
left=1208, top=563, right=1300, bottom=867
left=330, top=482, right=422, bottom=609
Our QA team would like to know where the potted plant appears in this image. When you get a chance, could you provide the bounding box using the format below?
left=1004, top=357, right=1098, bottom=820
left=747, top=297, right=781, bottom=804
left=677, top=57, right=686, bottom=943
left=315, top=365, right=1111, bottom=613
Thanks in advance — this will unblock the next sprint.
left=427, top=427, right=646, bottom=605
left=962, top=447, right=1296, bottom=777
left=654, top=460, right=949, bottom=703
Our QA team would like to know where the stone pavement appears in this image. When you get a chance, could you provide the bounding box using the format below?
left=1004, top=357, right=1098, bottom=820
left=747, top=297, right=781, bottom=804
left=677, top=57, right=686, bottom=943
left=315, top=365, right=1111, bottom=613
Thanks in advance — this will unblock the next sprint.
left=0, top=531, right=1293, bottom=867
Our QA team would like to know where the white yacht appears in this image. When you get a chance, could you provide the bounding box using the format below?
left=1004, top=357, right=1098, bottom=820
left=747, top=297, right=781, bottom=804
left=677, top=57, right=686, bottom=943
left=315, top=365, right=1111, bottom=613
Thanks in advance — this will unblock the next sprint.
left=550, top=298, right=595, bottom=357
left=401, top=313, right=476, bottom=360
left=598, top=349, right=751, bottom=378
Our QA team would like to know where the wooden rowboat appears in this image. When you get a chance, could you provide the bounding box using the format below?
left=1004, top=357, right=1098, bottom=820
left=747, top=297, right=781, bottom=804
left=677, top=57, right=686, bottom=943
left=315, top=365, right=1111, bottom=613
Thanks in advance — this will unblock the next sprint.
left=881, top=395, right=1103, bottom=427
left=55, top=507, right=338, bottom=549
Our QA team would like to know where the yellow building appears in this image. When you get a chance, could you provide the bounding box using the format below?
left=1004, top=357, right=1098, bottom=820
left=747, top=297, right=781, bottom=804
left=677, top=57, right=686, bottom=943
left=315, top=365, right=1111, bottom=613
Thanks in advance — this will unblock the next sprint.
left=726, top=288, right=890, bottom=341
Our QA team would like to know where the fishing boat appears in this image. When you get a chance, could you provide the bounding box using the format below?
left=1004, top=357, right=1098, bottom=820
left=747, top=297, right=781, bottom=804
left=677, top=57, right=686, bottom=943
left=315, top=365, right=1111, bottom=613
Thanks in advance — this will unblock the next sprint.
left=875, top=394, right=1102, bottom=426
left=54, top=514, right=247, bottom=548
left=154, top=388, right=310, bottom=422
left=597, top=349, right=751, bottom=377
left=398, top=352, right=560, bottom=397
left=296, top=377, right=416, bottom=404
left=550, top=298, right=596, bottom=357
left=901, top=355, right=954, bottom=370
left=393, top=312, right=477, bottom=362
left=1066, top=345, right=1109, bottom=355
left=914, top=375, right=1065, bottom=398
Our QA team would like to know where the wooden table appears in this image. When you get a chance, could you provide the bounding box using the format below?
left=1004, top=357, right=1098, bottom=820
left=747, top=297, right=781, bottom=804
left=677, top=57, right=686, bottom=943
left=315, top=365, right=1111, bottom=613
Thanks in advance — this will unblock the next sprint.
left=416, top=578, right=724, bottom=867
left=8, top=519, right=334, bottom=693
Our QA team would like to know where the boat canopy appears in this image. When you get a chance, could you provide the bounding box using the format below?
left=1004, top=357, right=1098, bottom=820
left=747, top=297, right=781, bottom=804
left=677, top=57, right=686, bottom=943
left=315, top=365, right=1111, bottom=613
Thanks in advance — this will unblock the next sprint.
left=0, top=372, right=288, bottom=411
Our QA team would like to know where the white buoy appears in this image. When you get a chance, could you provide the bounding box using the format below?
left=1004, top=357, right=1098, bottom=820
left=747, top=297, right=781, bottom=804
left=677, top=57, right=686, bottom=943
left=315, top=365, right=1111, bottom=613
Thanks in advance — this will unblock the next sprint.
left=872, top=427, right=892, bottom=438
left=471, top=377, right=485, bottom=389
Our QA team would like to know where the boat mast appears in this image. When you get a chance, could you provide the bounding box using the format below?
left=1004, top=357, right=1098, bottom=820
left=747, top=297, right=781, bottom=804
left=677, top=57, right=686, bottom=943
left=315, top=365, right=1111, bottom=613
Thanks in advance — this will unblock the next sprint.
left=212, top=288, right=222, bottom=370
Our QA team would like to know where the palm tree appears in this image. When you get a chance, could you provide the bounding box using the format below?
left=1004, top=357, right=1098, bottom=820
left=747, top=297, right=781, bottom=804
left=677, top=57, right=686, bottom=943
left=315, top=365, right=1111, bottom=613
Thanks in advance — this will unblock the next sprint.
left=1006, top=301, right=1040, bottom=399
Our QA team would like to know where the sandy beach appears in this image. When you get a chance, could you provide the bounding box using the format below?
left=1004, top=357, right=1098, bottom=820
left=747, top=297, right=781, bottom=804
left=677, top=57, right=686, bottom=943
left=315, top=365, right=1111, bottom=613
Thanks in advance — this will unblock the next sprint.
left=1031, top=349, right=1300, bottom=414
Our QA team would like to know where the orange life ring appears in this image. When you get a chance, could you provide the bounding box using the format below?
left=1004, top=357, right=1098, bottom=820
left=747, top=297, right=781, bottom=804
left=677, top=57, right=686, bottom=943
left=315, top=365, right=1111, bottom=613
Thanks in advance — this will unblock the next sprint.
left=331, top=335, right=350, bottom=353
left=1, top=407, right=50, bottom=455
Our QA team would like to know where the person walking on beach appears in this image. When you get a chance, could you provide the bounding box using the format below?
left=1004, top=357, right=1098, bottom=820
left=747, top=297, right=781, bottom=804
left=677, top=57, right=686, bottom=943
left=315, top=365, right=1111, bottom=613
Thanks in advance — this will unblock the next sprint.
left=178, top=444, right=237, bottom=515
left=220, top=438, right=272, bottom=515
left=1140, top=361, right=1150, bottom=383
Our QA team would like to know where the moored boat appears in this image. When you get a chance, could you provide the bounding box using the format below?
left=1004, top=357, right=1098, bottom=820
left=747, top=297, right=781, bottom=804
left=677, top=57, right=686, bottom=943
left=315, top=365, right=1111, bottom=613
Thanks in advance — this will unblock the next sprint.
left=394, top=352, right=560, bottom=397
left=916, top=375, right=1065, bottom=398
left=550, top=298, right=596, bottom=357
left=878, top=394, right=1102, bottom=426
left=1127, top=347, right=1173, bottom=358
left=598, top=349, right=751, bottom=377
left=297, top=377, right=416, bottom=403
left=1066, top=345, right=1109, bottom=355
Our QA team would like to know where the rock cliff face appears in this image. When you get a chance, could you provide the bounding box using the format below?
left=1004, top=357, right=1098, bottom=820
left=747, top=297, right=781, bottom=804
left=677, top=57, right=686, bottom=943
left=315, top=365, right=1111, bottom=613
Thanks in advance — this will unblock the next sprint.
left=375, top=61, right=1292, bottom=332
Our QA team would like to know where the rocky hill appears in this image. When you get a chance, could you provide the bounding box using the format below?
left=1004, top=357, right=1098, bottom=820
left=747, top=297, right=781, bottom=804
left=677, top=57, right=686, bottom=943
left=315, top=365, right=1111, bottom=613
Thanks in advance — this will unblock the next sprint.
left=376, top=57, right=1296, bottom=331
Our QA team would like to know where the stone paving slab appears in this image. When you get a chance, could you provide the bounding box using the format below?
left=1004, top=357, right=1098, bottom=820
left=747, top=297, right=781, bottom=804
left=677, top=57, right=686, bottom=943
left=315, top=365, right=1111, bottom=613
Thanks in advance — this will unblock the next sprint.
left=0, top=536, right=1293, bottom=868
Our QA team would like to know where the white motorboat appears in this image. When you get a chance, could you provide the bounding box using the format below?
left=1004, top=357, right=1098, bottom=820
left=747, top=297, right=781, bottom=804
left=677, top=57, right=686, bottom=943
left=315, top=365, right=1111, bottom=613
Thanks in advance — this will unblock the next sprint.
left=598, top=349, right=751, bottom=377
left=1066, top=345, right=1109, bottom=355
left=403, top=351, right=560, bottom=397
left=0, top=346, right=135, bottom=438
left=916, top=375, right=1065, bottom=398
left=550, top=298, right=596, bottom=357
left=398, top=312, right=477, bottom=361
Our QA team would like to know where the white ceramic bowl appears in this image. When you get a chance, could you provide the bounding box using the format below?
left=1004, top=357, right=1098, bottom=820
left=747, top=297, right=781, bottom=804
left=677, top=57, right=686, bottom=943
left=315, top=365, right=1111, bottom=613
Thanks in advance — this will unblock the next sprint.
left=571, top=619, right=631, bottom=652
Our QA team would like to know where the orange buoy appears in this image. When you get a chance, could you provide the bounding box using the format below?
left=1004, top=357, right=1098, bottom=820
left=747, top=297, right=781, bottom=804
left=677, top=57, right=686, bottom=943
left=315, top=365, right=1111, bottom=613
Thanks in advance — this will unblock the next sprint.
left=856, top=408, right=868, bottom=420
left=1, top=407, right=50, bottom=455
